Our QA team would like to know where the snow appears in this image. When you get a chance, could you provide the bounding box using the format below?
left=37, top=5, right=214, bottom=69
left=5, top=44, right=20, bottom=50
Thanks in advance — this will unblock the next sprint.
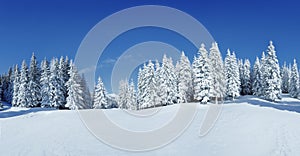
left=1, top=95, right=300, bottom=155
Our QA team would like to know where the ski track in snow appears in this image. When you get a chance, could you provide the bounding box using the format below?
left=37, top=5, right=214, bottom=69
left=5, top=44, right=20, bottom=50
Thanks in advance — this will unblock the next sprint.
left=273, top=124, right=290, bottom=156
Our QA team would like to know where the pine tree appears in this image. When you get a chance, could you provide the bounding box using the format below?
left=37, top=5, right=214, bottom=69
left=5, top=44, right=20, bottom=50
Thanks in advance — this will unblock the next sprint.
left=238, top=59, right=244, bottom=94
left=209, top=42, right=225, bottom=100
left=58, top=57, right=69, bottom=104
left=141, top=60, right=157, bottom=108
left=137, top=65, right=146, bottom=109
left=289, top=59, right=299, bottom=98
left=12, top=65, right=20, bottom=106
left=80, top=75, right=93, bottom=109
left=177, top=51, right=193, bottom=103
left=281, top=62, right=290, bottom=93
left=28, top=53, right=41, bottom=107
left=128, top=80, right=137, bottom=110
left=260, top=51, right=267, bottom=96
left=93, top=77, right=108, bottom=109
left=241, top=59, right=252, bottom=95
left=157, top=55, right=177, bottom=105
left=49, top=58, right=65, bottom=108
left=40, top=59, right=51, bottom=107
left=154, top=60, right=162, bottom=105
left=118, top=79, right=129, bottom=109
left=3, top=67, right=14, bottom=103
left=0, top=78, right=3, bottom=108
left=263, top=41, right=282, bottom=101
left=225, top=49, right=240, bottom=100
left=58, top=56, right=68, bottom=106
left=193, top=43, right=212, bottom=103
left=17, top=60, right=31, bottom=107
left=7, top=67, right=14, bottom=104
left=252, top=57, right=263, bottom=96
left=65, top=61, right=85, bottom=110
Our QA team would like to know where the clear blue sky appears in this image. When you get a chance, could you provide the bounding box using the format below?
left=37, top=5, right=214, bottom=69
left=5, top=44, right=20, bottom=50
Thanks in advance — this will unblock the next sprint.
left=1, top=0, right=300, bottom=92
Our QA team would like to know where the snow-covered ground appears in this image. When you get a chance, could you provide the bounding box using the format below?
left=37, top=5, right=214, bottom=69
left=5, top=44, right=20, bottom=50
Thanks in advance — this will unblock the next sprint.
left=1, top=95, right=300, bottom=156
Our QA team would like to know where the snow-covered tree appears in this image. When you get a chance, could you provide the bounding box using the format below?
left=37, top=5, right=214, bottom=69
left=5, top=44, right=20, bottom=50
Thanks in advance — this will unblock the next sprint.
left=58, top=57, right=68, bottom=106
left=0, top=78, right=3, bottom=108
left=209, top=42, right=225, bottom=100
left=240, top=59, right=252, bottom=95
left=193, top=43, right=212, bottom=103
left=118, top=79, right=137, bottom=110
left=176, top=51, right=193, bottom=103
left=128, top=80, right=137, bottom=110
left=2, top=67, right=14, bottom=103
left=224, top=49, right=240, bottom=100
left=12, top=65, right=20, bottom=106
left=28, top=53, right=41, bottom=107
left=260, top=51, right=267, bottom=96
left=289, top=59, right=299, bottom=98
left=263, top=41, right=282, bottom=101
left=281, top=62, right=290, bottom=93
left=49, top=58, right=65, bottom=108
left=252, top=57, right=263, bottom=96
left=157, top=55, right=178, bottom=105
left=140, top=60, right=157, bottom=108
left=137, top=65, right=146, bottom=109
left=118, top=79, right=130, bottom=109
left=65, top=61, right=86, bottom=110
left=154, top=60, right=162, bottom=105
left=17, top=60, right=31, bottom=107
left=80, top=75, right=93, bottom=109
left=93, top=77, right=108, bottom=109
left=40, top=59, right=51, bottom=107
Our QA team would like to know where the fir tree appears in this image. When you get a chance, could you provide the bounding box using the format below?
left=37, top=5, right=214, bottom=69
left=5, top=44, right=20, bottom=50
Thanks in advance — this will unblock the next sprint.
left=12, top=65, right=20, bottom=106
left=80, top=75, right=93, bottom=109
left=118, top=79, right=129, bottom=109
left=154, top=60, right=162, bottom=105
left=93, top=77, right=108, bottom=109
left=141, top=60, right=157, bottom=108
left=49, top=58, right=65, bottom=108
left=281, top=62, right=290, bottom=93
left=128, top=80, right=137, bottom=110
left=263, top=41, right=282, bottom=101
left=40, top=59, right=51, bottom=107
left=157, top=55, right=177, bottom=105
left=252, top=57, right=263, bottom=96
left=241, top=59, right=252, bottom=95
left=3, top=67, right=13, bottom=103
left=289, top=59, right=299, bottom=98
left=209, top=42, right=225, bottom=100
left=17, top=60, right=31, bottom=107
left=260, top=52, right=267, bottom=96
left=28, top=53, right=41, bottom=107
left=58, top=57, right=68, bottom=106
left=177, top=51, right=193, bottom=103
left=137, top=65, right=146, bottom=109
left=193, top=43, right=212, bottom=103
left=225, top=49, right=240, bottom=100
left=65, top=61, right=85, bottom=110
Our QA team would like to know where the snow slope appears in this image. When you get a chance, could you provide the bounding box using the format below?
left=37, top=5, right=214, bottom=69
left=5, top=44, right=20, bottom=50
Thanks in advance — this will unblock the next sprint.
left=1, top=96, right=300, bottom=156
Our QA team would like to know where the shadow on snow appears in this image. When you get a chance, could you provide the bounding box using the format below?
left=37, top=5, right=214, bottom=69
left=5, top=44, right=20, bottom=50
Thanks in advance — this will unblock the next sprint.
left=0, top=102, right=56, bottom=119
left=232, top=94, right=300, bottom=113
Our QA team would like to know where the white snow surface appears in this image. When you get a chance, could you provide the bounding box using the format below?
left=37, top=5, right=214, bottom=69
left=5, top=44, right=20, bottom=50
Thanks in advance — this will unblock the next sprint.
left=1, top=95, right=300, bottom=156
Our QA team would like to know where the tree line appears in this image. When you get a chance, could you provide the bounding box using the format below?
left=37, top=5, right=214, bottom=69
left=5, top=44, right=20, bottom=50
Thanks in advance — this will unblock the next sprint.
left=118, top=41, right=299, bottom=110
left=0, top=54, right=116, bottom=109
left=0, top=41, right=299, bottom=110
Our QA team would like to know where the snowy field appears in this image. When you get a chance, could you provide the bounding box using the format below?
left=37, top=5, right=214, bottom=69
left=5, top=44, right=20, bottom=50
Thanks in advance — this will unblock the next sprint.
left=1, top=95, right=300, bottom=156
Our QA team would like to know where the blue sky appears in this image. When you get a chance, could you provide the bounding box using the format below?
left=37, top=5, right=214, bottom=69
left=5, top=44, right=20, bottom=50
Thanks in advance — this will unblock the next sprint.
left=1, top=0, right=300, bottom=92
